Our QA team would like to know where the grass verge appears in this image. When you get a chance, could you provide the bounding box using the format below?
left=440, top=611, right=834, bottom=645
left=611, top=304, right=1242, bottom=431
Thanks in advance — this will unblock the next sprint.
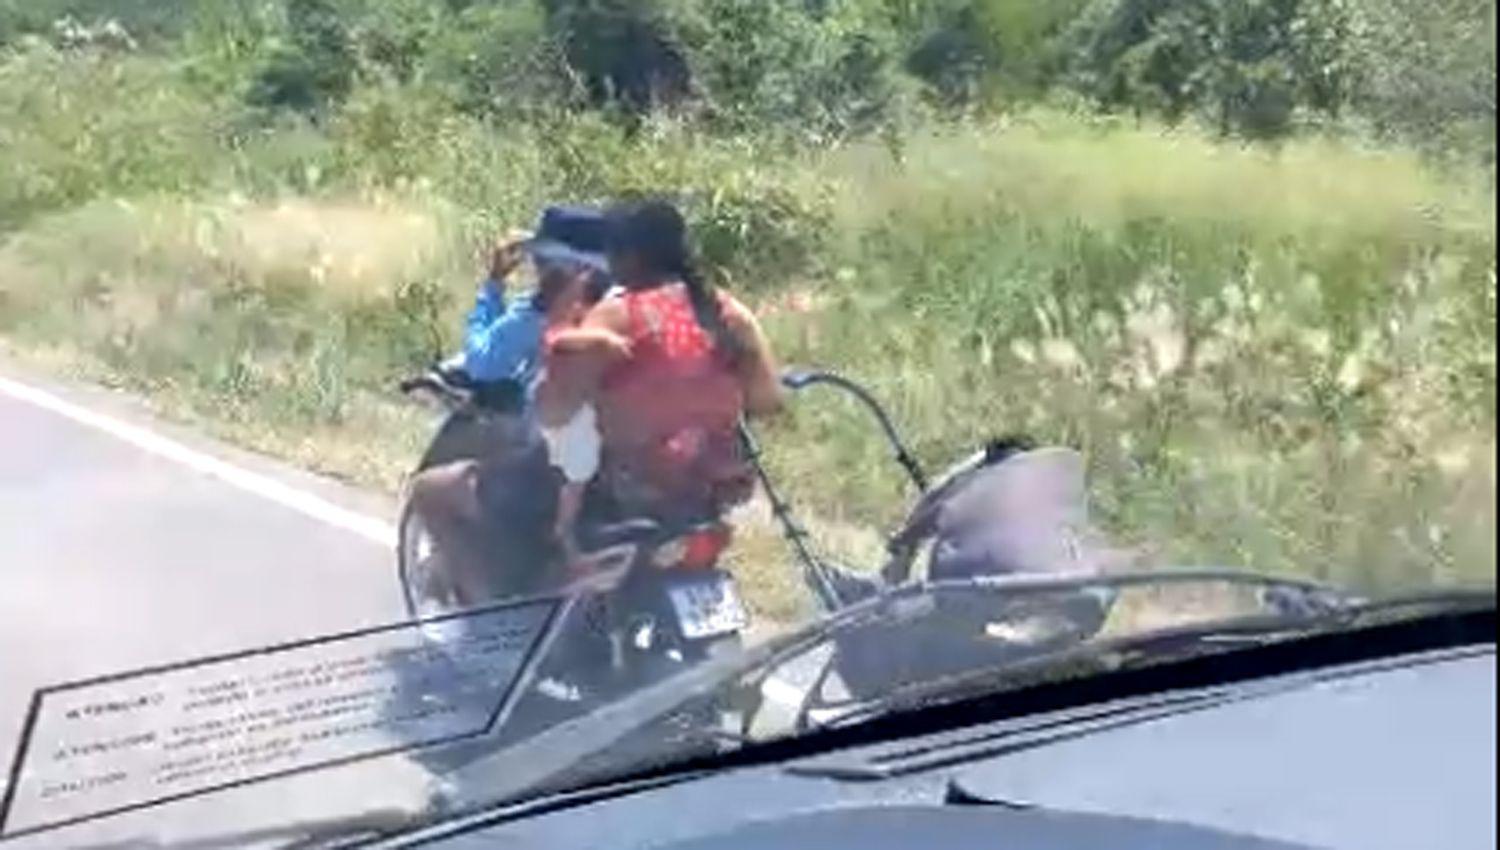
left=2, top=113, right=1494, bottom=621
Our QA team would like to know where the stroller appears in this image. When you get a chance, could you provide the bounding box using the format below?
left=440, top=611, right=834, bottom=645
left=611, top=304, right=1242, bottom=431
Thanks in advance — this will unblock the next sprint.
left=742, top=369, right=1124, bottom=707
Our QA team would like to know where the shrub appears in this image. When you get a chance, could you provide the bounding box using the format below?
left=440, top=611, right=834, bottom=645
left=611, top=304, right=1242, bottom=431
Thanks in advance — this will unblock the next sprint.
left=556, top=120, right=835, bottom=283
left=674, top=0, right=912, bottom=139
left=1059, top=0, right=1364, bottom=138
left=540, top=0, right=693, bottom=113
left=1350, top=0, right=1496, bottom=163
left=0, top=44, right=224, bottom=230
left=423, top=1, right=578, bottom=118
left=246, top=0, right=356, bottom=115
left=0, top=0, right=192, bottom=48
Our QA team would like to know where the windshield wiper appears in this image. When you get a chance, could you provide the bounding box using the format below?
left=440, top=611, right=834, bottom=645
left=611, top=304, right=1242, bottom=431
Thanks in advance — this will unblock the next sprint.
left=805, top=587, right=1496, bottom=731
left=726, top=568, right=1355, bottom=698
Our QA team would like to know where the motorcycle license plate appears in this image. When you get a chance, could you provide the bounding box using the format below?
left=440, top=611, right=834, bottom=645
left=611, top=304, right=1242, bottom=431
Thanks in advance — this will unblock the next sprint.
left=668, top=574, right=748, bottom=640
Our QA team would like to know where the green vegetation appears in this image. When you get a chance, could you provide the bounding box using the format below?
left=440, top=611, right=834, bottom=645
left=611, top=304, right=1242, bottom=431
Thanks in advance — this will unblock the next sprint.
left=1, top=0, right=1493, bottom=620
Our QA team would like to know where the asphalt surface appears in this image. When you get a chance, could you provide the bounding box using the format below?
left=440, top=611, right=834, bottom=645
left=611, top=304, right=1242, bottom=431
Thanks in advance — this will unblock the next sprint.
left=0, top=365, right=422, bottom=845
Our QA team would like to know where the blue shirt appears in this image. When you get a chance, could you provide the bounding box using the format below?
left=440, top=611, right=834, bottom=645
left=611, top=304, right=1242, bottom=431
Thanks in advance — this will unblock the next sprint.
left=462, top=278, right=545, bottom=385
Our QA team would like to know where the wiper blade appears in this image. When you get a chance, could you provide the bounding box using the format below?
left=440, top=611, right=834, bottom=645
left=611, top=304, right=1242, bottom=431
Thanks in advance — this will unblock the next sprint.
left=730, top=568, right=1356, bottom=693
left=810, top=588, right=1495, bottom=730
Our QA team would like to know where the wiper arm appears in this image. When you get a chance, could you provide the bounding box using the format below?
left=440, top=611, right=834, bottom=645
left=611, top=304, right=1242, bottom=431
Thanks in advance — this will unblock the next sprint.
left=805, top=621, right=1297, bottom=732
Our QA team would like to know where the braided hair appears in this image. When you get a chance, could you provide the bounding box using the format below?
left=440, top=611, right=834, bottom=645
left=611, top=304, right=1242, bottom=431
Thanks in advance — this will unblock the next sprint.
left=606, top=200, right=743, bottom=364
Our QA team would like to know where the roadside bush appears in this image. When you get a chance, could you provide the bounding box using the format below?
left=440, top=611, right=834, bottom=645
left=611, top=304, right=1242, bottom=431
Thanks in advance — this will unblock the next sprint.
left=540, top=0, right=692, bottom=113
left=245, top=0, right=356, bottom=116
left=0, top=197, right=450, bottom=479
left=583, top=125, right=834, bottom=283
left=0, top=0, right=190, bottom=48
left=0, top=44, right=224, bottom=230
left=1351, top=0, right=1496, bottom=163
left=423, top=1, right=578, bottom=118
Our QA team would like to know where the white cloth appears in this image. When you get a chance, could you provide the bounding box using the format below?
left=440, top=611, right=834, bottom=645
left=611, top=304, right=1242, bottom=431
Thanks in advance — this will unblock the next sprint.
left=541, top=403, right=601, bottom=483
left=931, top=448, right=1099, bottom=577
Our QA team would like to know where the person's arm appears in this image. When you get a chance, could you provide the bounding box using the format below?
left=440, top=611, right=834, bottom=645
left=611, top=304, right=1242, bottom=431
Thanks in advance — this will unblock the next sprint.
left=547, top=326, right=631, bottom=359
left=536, top=299, right=629, bottom=427
left=463, top=276, right=506, bottom=348
left=463, top=284, right=544, bottom=382
left=722, top=295, right=784, bottom=417
left=461, top=234, right=540, bottom=382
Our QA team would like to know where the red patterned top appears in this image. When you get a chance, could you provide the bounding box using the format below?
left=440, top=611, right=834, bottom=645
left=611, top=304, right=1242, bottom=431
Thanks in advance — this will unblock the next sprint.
left=599, top=283, right=751, bottom=520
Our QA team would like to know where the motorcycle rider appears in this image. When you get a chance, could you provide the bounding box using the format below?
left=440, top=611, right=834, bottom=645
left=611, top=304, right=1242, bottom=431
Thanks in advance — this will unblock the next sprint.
left=461, top=206, right=612, bottom=389
left=536, top=199, right=784, bottom=529
left=408, top=207, right=614, bottom=608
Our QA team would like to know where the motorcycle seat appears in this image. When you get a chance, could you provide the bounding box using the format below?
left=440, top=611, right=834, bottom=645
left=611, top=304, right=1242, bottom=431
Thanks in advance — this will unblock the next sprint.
left=576, top=516, right=727, bottom=554
left=576, top=518, right=664, bottom=551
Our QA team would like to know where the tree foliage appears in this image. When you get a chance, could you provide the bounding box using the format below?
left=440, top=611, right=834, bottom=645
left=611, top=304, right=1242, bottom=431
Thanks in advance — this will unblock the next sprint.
left=1353, top=0, right=1496, bottom=161
left=1059, top=0, right=1363, bottom=138
left=539, top=0, right=691, bottom=113
left=245, top=0, right=357, bottom=115
left=0, top=0, right=1493, bottom=152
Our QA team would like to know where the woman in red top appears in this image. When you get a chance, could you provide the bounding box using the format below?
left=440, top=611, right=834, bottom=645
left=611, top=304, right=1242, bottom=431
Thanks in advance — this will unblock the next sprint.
left=536, top=199, right=783, bottom=525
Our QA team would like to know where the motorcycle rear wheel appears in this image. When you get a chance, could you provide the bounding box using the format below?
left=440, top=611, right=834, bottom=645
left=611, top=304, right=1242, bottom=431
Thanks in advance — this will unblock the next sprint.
left=397, top=497, right=456, bottom=620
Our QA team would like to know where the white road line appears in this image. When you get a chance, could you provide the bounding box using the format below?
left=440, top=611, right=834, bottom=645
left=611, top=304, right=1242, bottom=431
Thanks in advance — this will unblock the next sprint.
left=0, top=373, right=398, bottom=548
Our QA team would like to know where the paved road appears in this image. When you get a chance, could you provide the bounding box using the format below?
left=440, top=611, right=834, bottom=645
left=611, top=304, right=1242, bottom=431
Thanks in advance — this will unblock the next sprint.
left=0, top=366, right=424, bottom=845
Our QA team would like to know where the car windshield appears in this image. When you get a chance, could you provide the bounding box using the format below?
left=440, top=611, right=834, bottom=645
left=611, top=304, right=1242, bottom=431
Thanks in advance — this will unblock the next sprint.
left=0, top=0, right=1494, bottom=847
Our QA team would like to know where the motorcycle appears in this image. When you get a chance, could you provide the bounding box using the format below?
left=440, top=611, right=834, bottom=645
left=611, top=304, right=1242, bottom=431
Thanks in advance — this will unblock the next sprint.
left=396, top=360, right=1119, bottom=720
left=394, top=363, right=749, bottom=703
